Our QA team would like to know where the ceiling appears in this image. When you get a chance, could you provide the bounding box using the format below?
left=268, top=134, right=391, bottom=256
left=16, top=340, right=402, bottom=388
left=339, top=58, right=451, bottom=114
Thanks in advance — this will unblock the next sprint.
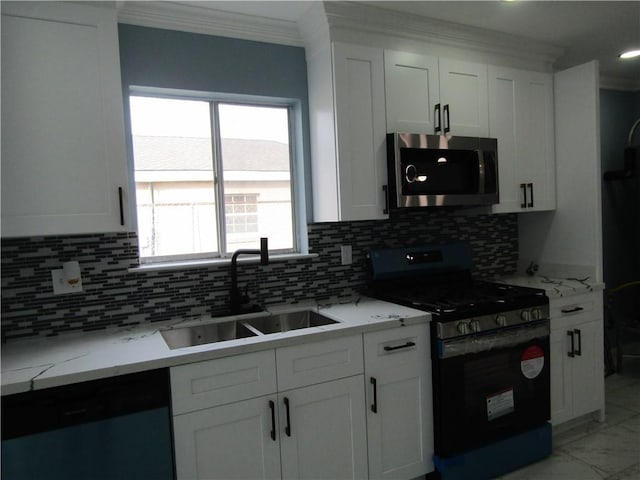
left=182, top=1, right=640, bottom=89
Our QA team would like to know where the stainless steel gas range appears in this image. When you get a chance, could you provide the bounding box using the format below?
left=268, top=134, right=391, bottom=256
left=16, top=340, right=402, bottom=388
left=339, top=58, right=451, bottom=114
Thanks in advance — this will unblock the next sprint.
left=367, top=242, right=552, bottom=480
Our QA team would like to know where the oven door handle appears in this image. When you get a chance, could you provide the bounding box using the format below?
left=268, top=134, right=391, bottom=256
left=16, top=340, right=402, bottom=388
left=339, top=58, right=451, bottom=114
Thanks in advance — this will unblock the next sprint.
left=567, top=330, right=575, bottom=357
left=383, top=341, right=416, bottom=352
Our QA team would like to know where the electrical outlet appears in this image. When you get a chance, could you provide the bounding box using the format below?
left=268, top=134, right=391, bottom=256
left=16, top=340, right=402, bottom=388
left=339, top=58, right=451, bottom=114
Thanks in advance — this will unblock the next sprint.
left=340, top=245, right=353, bottom=265
left=52, top=270, right=83, bottom=295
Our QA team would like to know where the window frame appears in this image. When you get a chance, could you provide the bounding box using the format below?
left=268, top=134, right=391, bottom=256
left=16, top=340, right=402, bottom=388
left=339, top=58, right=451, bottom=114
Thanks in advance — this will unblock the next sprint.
left=127, top=87, right=302, bottom=264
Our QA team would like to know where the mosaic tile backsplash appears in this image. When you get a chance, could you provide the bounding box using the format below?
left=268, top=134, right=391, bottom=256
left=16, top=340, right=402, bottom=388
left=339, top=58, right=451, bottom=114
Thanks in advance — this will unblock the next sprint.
left=1, top=210, right=518, bottom=340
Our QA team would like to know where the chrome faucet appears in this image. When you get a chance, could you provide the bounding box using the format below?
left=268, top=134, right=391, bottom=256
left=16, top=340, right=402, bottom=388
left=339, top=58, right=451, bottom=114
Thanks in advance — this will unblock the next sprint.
left=230, top=237, right=269, bottom=314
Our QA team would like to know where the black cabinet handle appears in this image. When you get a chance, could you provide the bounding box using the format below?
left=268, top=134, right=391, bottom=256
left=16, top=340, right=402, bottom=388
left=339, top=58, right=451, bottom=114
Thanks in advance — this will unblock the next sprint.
left=520, top=183, right=527, bottom=208
left=574, top=329, right=582, bottom=356
left=382, top=185, right=389, bottom=215
left=383, top=341, right=416, bottom=352
left=370, top=377, right=378, bottom=413
left=567, top=330, right=575, bottom=357
left=434, top=103, right=441, bottom=134
left=269, top=400, right=276, bottom=441
left=561, top=306, right=584, bottom=314
left=443, top=104, right=450, bottom=134
left=284, top=397, right=291, bottom=437
left=118, top=187, right=125, bottom=226
left=527, top=183, right=534, bottom=208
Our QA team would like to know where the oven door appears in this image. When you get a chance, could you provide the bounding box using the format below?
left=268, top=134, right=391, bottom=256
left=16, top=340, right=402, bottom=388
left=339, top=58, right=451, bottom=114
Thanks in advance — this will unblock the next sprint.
left=432, top=322, right=550, bottom=458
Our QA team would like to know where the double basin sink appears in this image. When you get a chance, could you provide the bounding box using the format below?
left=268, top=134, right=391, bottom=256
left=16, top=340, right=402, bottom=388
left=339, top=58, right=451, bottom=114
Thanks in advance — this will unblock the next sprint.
left=161, top=309, right=339, bottom=350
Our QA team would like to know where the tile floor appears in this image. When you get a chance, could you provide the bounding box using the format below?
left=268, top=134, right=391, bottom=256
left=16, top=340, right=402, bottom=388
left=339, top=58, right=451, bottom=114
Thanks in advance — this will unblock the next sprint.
left=498, top=357, right=640, bottom=480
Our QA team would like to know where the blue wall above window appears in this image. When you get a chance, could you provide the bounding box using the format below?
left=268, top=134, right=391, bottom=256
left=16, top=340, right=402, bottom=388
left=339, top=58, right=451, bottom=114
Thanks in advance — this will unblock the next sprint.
left=117, top=23, right=312, bottom=224
left=118, top=24, right=308, bottom=99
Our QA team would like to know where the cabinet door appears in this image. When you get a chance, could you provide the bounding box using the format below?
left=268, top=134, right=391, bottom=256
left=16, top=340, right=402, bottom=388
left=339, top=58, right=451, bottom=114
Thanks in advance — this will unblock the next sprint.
left=550, top=328, right=573, bottom=425
left=571, top=319, right=605, bottom=418
left=1, top=2, right=129, bottom=237
left=519, top=72, right=555, bottom=211
left=332, top=42, right=388, bottom=221
left=170, top=349, right=277, bottom=415
left=488, top=66, right=555, bottom=213
left=279, top=375, right=368, bottom=480
left=173, top=395, right=281, bottom=480
left=364, top=324, right=434, bottom=480
left=549, top=291, right=605, bottom=426
left=488, top=66, right=521, bottom=213
left=276, top=333, right=363, bottom=391
left=438, top=59, right=489, bottom=137
left=384, top=50, right=440, bottom=134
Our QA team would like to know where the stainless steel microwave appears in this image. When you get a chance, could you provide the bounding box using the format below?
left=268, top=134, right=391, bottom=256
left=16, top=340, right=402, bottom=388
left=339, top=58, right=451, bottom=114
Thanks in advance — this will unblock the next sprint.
left=386, top=133, right=499, bottom=208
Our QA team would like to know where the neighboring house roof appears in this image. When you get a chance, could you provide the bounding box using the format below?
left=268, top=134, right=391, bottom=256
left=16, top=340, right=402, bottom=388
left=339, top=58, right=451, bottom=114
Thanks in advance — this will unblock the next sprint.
left=132, top=136, right=290, bottom=171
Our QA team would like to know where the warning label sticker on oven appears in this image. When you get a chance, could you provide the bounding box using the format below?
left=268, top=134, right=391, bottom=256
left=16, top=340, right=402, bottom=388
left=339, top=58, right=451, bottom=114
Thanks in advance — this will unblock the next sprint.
left=487, top=388, right=514, bottom=421
left=521, top=345, right=545, bottom=379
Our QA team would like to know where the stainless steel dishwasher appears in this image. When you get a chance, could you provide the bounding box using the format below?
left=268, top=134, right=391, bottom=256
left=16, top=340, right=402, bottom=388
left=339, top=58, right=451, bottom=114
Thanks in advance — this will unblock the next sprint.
left=1, top=368, right=174, bottom=480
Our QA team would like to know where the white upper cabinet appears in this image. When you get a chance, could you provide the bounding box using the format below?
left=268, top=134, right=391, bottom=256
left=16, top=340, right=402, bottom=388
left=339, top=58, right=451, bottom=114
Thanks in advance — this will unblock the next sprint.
left=488, top=66, right=555, bottom=213
left=438, top=58, right=489, bottom=137
left=308, top=41, right=388, bottom=222
left=1, top=2, right=129, bottom=237
left=384, top=51, right=440, bottom=134
left=385, top=51, right=489, bottom=137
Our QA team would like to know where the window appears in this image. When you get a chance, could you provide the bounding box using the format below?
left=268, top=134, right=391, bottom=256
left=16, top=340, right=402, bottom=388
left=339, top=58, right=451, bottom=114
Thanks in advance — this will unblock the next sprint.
left=129, top=94, right=296, bottom=262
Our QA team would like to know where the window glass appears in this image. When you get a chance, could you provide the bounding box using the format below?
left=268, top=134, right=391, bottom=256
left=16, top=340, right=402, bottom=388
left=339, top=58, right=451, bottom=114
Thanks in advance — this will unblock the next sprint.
left=129, top=95, right=295, bottom=261
left=218, top=104, right=293, bottom=252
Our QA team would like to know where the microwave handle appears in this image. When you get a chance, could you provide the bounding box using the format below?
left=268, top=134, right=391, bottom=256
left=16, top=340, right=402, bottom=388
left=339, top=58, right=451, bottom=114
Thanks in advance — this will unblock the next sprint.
left=477, top=150, right=486, bottom=194
left=434, top=103, right=441, bottom=134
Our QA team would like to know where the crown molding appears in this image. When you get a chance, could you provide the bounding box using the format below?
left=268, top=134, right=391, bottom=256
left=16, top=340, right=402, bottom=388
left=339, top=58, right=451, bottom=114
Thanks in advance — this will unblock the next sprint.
left=324, top=1, right=564, bottom=66
left=115, top=1, right=565, bottom=68
left=116, top=1, right=304, bottom=47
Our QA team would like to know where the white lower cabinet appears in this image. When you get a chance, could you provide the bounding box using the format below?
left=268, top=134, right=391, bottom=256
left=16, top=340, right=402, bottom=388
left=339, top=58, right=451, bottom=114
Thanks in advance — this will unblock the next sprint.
left=549, top=292, right=605, bottom=426
left=170, top=334, right=368, bottom=480
left=279, top=376, right=367, bottom=480
left=364, top=324, right=434, bottom=479
left=173, top=395, right=282, bottom=480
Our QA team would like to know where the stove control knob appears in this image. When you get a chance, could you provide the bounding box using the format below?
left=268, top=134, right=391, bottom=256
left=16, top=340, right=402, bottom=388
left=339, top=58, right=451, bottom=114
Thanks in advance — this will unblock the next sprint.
left=520, top=310, right=531, bottom=322
left=469, top=320, right=481, bottom=332
left=457, top=322, right=469, bottom=335
left=531, top=308, right=543, bottom=320
left=495, top=314, right=507, bottom=327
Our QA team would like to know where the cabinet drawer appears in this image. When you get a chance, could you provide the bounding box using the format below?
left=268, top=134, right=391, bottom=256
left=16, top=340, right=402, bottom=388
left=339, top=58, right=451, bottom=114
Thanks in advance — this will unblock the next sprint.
left=364, top=324, right=429, bottom=372
left=276, top=334, right=364, bottom=391
left=171, top=350, right=277, bottom=415
left=550, top=291, right=603, bottom=330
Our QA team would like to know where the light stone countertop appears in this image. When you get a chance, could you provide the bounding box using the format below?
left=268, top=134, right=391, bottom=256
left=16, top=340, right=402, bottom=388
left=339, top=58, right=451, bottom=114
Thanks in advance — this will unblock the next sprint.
left=500, top=275, right=605, bottom=299
left=1, top=297, right=430, bottom=396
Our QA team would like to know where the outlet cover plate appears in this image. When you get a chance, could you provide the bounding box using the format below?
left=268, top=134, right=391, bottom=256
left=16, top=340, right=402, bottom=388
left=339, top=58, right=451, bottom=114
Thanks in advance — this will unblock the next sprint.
left=52, top=270, right=83, bottom=295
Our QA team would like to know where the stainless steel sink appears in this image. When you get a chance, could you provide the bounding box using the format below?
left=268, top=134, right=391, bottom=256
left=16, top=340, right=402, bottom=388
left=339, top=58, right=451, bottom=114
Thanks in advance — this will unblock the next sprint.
left=161, top=310, right=339, bottom=349
left=244, top=310, right=339, bottom=334
left=161, top=320, right=257, bottom=350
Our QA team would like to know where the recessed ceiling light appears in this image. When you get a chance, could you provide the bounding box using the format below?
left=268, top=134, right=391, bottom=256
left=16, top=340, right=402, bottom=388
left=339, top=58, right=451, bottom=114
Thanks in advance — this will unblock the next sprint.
left=619, top=49, right=640, bottom=59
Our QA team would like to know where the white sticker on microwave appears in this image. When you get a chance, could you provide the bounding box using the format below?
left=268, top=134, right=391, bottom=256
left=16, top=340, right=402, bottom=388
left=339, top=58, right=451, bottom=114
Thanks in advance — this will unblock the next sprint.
left=487, top=388, right=514, bottom=421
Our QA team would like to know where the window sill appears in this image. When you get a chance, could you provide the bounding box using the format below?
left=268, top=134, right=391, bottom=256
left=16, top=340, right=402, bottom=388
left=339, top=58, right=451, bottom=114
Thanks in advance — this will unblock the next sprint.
left=128, top=252, right=318, bottom=273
